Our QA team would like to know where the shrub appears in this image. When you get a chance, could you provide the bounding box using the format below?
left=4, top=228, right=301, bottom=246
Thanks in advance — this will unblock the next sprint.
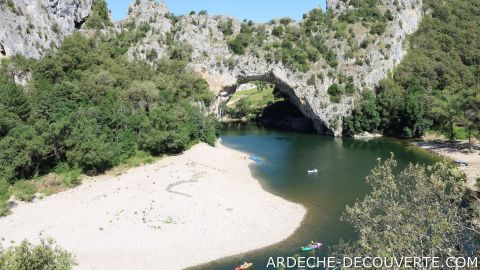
left=325, top=50, right=338, bottom=68
left=0, top=239, right=77, bottom=270
left=279, top=17, right=293, bottom=26
left=272, top=26, right=284, bottom=37
left=11, top=180, right=37, bottom=202
left=169, top=43, right=193, bottom=61
left=345, top=82, right=356, bottom=95
left=145, top=49, right=158, bottom=61
left=218, top=19, right=234, bottom=36
left=360, top=39, right=369, bottom=49
left=370, top=21, right=387, bottom=35
left=54, top=164, right=82, bottom=188
left=327, top=83, right=344, bottom=103
left=307, top=75, right=316, bottom=86
left=227, top=33, right=251, bottom=54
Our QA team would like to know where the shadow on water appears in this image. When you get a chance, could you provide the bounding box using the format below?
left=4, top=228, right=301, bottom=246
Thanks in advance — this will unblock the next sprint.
left=188, top=123, right=440, bottom=270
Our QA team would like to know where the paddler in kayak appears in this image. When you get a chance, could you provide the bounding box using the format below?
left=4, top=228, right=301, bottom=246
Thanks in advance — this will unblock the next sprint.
left=301, top=241, right=323, bottom=251
left=235, top=262, right=253, bottom=270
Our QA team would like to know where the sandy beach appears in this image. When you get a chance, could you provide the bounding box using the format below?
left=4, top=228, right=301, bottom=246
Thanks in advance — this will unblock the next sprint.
left=414, top=140, right=480, bottom=190
left=0, top=143, right=306, bottom=270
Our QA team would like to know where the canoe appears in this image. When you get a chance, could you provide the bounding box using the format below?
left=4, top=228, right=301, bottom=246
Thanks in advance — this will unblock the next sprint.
left=454, top=160, right=468, bottom=166
left=301, top=242, right=323, bottom=251
left=235, top=262, right=253, bottom=270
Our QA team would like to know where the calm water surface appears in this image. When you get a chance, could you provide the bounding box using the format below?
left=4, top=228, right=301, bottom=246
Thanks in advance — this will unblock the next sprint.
left=189, top=124, right=439, bottom=270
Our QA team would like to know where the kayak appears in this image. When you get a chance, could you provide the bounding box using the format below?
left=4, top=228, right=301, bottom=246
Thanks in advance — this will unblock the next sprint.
left=301, top=242, right=323, bottom=252
left=235, top=262, right=253, bottom=270
left=249, top=156, right=262, bottom=163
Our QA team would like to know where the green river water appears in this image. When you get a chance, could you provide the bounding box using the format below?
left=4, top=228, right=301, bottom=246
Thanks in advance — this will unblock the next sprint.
left=189, top=123, right=440, bottom=270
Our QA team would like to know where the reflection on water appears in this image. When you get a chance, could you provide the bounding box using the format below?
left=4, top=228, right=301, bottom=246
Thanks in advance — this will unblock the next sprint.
left=189, top=123, right=440, bottom=270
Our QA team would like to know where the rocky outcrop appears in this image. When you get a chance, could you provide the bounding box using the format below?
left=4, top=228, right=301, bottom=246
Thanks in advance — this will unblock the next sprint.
left=123, top=0, right=423, bottom=136
left=0, top=0, right=93, bottom=58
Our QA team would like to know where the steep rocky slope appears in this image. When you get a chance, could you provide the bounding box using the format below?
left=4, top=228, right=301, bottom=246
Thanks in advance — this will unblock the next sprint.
left=0, top=0, right=423, bottom=136
left=0, top=0, right=93, bottom=59
left=122, top=0, right=423, bottom=135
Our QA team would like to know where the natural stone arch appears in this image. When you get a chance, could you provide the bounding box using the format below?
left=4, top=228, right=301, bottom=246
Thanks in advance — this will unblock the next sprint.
left=124, top=0, right=424, bottom=136
left=215, top=72, right=333, bottom=135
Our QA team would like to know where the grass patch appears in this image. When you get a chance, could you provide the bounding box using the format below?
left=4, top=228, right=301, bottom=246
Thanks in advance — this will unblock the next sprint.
left=34, top=164, right=82, bottom=196
left=123, top=150, right=156, bottom=167
left=226, top=84, right=283, bottom=119
left=453, top=125, right=469, bottom=140
left=106, top=150, right=159, bottom=176
left=0, top=179, right=11, bottom=216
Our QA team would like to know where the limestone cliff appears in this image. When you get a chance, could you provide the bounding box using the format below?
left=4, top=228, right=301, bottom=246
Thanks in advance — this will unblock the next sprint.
left=0, top=0, right=93, bottom=59
left=123, top=0, right=423, bottom=136
left=0, top=0, right=424, bottom=136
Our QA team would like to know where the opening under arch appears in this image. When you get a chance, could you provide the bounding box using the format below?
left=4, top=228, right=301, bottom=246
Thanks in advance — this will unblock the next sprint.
left=219, top=73, right=329, bottom=134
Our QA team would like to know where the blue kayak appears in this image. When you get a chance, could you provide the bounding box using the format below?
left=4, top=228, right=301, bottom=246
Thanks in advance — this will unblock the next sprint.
left=249, top=156, right=262, bottom=162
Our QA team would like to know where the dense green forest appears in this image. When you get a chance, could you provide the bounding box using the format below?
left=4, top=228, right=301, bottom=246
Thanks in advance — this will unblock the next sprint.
left=0, top=1, right=219, bottom=215
left=344, top=0, right=480, bottom=142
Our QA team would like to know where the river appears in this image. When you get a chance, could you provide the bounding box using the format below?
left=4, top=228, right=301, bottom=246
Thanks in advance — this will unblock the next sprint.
left=189, top=123, right=439, bottom=270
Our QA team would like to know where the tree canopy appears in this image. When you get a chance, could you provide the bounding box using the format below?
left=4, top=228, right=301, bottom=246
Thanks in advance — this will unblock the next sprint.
left=333, top=157, right=479, bottom=268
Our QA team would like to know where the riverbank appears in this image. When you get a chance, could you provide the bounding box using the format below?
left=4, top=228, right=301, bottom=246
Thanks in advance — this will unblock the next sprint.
left=0, top=143, right=306, bottom=270
left=413, top=140, right=480, bottom=191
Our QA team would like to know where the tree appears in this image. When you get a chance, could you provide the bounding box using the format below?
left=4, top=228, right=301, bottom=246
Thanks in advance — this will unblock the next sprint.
left=64, top=111, right=115, bottom=174
left=332, top=157, right=478, bottom=267
left=138, top=105, right=191, bottom=155
left=121, top=80, right=158, bottom=112
left=457, top=87, right=480, bottom=152
left=402, top=85, right=430, bottom=138
left=0, top=124, right=51, bottom=182
left=343, top=91, right=380, bottom=136
left=375, top=79, right=405, bottom=136
left=430, top=88, right=455, bottom=140
left=0, top=106, right=21, bottom=138
left=0, top=75, right=30, bottom=121
left=85, top=0, right=112, bottom=29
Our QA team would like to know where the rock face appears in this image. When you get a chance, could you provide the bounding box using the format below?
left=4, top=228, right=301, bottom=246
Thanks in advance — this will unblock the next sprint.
left=124, top=0, right=423, bottom=136
left=0, top=0, right=423, bottom=136
left=0, top=0, right=93, bottom=58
